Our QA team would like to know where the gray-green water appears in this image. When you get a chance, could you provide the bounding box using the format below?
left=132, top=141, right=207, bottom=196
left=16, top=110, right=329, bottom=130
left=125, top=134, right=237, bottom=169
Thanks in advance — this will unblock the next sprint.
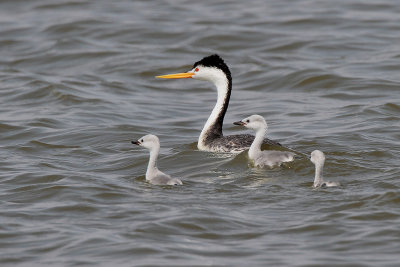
left=1, top=0, right=400, bottom=266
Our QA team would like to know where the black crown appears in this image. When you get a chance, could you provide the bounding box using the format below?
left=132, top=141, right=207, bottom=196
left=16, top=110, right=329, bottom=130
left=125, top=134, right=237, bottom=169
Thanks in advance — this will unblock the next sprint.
left=193, top=54, right=231, bottom=78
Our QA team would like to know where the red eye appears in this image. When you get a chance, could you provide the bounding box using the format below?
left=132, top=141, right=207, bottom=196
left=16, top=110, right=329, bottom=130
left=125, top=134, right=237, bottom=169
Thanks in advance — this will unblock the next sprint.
left=195, top=67, right=199, bottom=72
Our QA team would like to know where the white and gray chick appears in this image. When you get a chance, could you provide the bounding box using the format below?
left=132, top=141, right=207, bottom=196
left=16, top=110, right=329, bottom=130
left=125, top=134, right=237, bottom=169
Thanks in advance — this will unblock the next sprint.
left=233, top=115, right=295, bottom=168
left=132, top=134, right=183, bottom=186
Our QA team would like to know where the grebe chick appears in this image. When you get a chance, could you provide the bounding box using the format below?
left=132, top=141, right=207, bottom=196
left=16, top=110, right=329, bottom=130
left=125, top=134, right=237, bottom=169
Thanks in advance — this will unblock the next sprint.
left=233, top=115, right=295, bottom=168
left=310, top=150, right=340, bottom=188
left=157, top=54, right=281, bottom=153
left=132, top=134, right=183, bottom=185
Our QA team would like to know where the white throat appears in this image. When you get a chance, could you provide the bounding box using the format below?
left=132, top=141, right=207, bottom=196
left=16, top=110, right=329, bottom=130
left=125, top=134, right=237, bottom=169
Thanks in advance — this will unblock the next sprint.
left=248, top=126, right=267, bottom=159
left=146, top=145, right=159, bottom=180
left=198, top=75, right=230, bottom=150
left=313, top=161, right=324, bottom=187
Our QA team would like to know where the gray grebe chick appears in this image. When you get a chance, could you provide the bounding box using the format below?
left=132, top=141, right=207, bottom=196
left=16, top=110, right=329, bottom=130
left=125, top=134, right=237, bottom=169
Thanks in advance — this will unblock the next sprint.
left=132, top=134, right=183, bottom=185
left=310, top=150, right=340, bottom=188
left=233, top=115, right=295, bottom=168
left=157, top=54, right=281, bottom=153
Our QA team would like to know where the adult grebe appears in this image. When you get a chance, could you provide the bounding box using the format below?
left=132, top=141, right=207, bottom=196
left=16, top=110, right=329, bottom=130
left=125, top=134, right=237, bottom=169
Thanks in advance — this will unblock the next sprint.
left=132, top=134, right=183, bottom=185
left=156, top=54, right=281, bottom=153
left=310, top=150, right=340, bottom=188
left=234, top=115, right=295, bottom=167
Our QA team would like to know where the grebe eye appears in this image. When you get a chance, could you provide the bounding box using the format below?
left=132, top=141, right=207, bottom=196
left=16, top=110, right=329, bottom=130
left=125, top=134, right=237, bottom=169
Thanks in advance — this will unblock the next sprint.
left=195, top=67, right=199, bottom=72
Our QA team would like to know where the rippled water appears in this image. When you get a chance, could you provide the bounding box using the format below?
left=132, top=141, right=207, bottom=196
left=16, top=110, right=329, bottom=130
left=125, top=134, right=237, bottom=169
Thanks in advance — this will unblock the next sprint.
left=1, top=0, right=400, bottom=265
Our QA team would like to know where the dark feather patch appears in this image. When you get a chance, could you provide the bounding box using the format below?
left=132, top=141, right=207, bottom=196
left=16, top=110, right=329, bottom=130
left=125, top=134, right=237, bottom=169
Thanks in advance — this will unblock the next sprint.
left=193, top=54, right=231, bottom=78
left=204, top=134, right=282, bottom=152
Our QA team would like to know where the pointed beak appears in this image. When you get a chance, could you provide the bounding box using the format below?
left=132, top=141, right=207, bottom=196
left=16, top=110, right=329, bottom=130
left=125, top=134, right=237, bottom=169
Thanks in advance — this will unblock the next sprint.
left=156, top=72, right=194, bottom=79
left=131, top=140, right=141, bottom=145
left=233, top=121, right=245, bottom=126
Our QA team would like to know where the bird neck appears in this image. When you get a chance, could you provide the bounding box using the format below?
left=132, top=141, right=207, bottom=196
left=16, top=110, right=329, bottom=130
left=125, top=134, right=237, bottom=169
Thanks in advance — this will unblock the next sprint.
left=198, top=75, right=232, bottom=148
left=249, top=126, right=267, bottom=158
left=146, top=146, right=159, bottom=180
left=313, top=162, right=324, bottom=187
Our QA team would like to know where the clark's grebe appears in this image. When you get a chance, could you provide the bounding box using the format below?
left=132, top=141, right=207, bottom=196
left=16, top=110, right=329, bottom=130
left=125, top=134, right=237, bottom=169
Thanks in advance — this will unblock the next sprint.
left=157, top=54, right=281, bottom=153
left=233, top=115, right=295, bottom=167
left=132, top=134, right=183, bottom=185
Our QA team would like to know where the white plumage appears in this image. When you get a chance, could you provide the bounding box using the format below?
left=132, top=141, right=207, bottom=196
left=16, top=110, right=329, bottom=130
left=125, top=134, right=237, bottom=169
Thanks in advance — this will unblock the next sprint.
left=234, top=115, right=295, bottom=168
left=310, top=150, right=340, bottom=188
left=132, top=134, right=183, bottom=186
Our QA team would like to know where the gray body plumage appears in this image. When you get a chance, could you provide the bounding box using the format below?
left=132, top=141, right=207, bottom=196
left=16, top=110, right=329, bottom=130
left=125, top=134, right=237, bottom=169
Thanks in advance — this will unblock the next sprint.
left=253, top=150, right=295, bottom=168
left=203, top=134, right=281, bottom=153
left=149, top=171, right=183, bottom=186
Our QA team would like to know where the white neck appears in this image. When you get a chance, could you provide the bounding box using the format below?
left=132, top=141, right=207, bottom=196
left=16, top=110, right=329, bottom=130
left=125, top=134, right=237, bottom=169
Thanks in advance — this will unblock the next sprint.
left=198, top=76, right=230, bottom=149
left=313, top=162, right=324, bottom=187
left=249, top=126, right=267, bottom=159
left=146, top=146, right=159, bottom=180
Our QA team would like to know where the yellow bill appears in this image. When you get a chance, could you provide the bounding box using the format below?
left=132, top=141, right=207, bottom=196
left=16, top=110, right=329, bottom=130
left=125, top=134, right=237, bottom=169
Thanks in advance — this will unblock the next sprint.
left=156, top=72, right=194, bottom=79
